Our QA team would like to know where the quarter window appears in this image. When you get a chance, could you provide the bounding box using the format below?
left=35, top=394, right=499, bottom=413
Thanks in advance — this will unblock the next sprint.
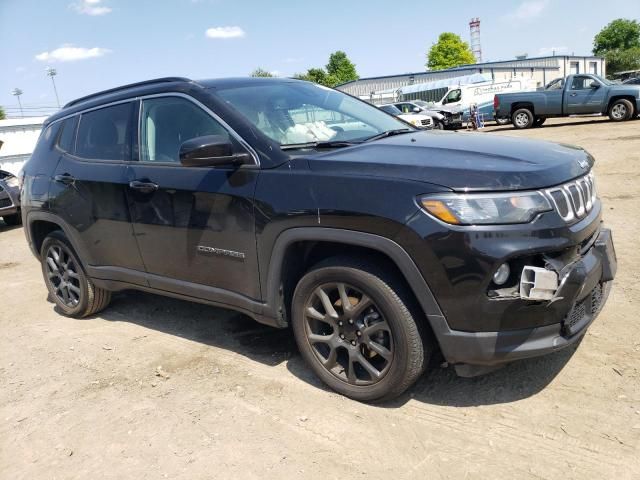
left=76, top=103, right=133, bottom=161
left=56, top=116, right=78, bottom=153
left=140, top=97, right=230, bottom=163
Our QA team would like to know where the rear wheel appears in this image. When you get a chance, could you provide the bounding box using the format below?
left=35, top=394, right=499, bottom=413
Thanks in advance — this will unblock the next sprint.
left=495, top=117, right=511, bottom=126
left=1, top=213, right=21, bottom=226
left=608, top=99, right=634, bottom=122
left=512, top=108, right=534, bottom=129
left=291, top=257, right=429, bottom=402
left=40, top=230, right=111, bottom=318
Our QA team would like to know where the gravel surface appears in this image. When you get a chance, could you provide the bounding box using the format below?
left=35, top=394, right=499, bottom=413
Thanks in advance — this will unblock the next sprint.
left=1, top=116, right=639, bottom=479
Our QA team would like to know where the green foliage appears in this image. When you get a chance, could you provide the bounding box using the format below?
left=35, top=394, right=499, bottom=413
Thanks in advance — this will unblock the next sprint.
left=426, top=32, right=476, bottom=71
left=250, top=68, right=275, bottom=78
left=326, top=51, right=359, bottom=84
left=0, top=106, right=5, bottom=120
left=593, top=19, right=640, bottom=75
left=294, top=51, right=358, bottom=87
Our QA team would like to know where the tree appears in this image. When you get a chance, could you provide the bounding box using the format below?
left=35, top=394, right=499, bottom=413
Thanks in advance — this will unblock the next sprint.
left=426, top=32, right=476, bottom=71
left=294, top=51, right=359, bottom=87
left=0, top=106, right=5, bottom=120
left=250, top=68, right=274, bottom=77
left=593, top=19, right=640, bottom=75
left=326, top=51, right=358, bottom=84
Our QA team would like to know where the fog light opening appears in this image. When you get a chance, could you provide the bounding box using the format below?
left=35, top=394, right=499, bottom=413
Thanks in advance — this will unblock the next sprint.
left=493, top=263, right=511, bottom=286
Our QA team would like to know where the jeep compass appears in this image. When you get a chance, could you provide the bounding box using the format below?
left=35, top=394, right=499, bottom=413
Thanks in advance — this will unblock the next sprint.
left=20, top=77, right=616, bottom=401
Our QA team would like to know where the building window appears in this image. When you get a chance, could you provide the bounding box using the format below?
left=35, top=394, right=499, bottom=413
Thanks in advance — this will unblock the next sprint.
left=570, top=61, right=580, bottom=74
left=589, top=62, right=598, bottom=75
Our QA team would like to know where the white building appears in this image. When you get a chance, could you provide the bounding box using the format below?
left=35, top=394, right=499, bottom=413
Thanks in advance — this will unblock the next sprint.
left=336, top=55, right=606, bottom=100
left=0, top=116, right=47, bottom=175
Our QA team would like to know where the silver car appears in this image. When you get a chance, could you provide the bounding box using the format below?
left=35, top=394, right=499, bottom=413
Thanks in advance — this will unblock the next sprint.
left=0, top=170, right=21, bottom=226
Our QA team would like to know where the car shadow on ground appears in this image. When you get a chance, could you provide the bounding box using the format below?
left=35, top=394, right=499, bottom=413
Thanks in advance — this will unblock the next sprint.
left=485, top=118, right=611, bottom=133
left=95, top=290, right=577, bottom=407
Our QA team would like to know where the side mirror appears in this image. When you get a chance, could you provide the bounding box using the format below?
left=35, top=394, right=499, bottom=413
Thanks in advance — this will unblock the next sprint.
left=412, top=107, right=421, bottom=113
left=179, top=135, right=251, bottom=167
left=590, top=81, right=600, bottom=89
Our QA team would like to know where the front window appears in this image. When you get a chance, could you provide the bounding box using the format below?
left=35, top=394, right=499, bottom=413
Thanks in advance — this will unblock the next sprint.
left=214, top=82, right=409, bottom=147
left=442, top=89, right=461, bottom=104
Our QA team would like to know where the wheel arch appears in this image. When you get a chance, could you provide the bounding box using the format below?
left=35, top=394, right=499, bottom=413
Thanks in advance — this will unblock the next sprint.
left=510, top=102, right=535, bottom=116
left=265, top=228, right=446, bottom=332
left=607, top=95, right=637, bottom=116
left=26, top=211, right=90, bottom=263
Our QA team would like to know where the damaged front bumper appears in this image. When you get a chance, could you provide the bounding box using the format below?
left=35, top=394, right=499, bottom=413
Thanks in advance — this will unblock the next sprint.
left=435, top=228, right=616, bottom=375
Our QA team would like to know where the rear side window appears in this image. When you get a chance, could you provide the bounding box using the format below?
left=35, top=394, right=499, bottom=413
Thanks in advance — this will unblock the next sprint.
left=56, top=116, right=78, bottom=153
left=76, top=103, right=133, bottom=161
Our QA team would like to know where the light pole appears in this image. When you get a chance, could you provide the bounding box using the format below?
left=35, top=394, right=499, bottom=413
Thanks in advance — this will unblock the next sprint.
left=11, top=88, right=24, bottom=117
left=46, top=67, right=60, bottom=108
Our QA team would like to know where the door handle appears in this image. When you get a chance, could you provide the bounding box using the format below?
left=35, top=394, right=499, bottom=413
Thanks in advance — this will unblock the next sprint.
left=54, top=173, right=75, bottom=185
left=129, top=180, right=159, bottom=193
left=570, top=93, right=578, bottom=97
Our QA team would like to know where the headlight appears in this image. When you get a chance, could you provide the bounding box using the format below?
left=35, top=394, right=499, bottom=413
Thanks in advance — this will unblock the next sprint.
left=419, top=191, right=552, bottom=225
left=4, top=176, right=19, bottom=188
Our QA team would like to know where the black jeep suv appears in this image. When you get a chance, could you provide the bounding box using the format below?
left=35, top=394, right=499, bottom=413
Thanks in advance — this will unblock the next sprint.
left=21, top=77, right=616, bottom=401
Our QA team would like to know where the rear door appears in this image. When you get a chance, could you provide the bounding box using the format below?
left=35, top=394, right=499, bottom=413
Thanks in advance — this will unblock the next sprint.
left=566, top=75, right=606, bottom=114
left=125, top=94, right=261, bottom=300
left=50, top=101, right=146, bottom=280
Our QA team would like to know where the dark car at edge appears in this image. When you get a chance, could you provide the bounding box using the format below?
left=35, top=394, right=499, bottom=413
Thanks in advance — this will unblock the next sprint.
left=20, top=77, right=616, bottom=401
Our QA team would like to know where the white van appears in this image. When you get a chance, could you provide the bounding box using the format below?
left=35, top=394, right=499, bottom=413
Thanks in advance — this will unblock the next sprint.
left=398, top=75, right=538, bottom=123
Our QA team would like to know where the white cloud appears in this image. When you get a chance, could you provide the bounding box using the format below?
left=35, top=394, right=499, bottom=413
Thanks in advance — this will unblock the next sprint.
left=70, top=0, right=112, bottom=16
left=506, top=0, right=549, bottom=20
left=270, top=70, right=281, bottom=77
left=35, top=45, right=112, bottom=62
left=15, top=66, right=26, bottom=73
left=282, top=57, right=303, bottom=64
left=538, top=46, right=568, bottom=56
left=205, top=26, right=245, bottom=39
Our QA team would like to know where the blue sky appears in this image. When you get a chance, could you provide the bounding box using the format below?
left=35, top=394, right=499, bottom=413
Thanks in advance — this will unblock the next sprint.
left=1, top=0, right=639, bottom=116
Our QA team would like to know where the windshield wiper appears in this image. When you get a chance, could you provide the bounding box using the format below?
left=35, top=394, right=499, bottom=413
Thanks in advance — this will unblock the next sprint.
left=362, top=128, right=413, bottom=143
left=280, top=140, right=359, bottom=150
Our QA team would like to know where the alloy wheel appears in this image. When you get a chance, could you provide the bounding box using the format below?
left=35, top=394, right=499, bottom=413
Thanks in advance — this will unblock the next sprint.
left=303, top=282, right=393, bottom=386
left=515, top=112, right=529, bottom=127
left=45, top=244, right=82, bottom=308
left=611, top=103, right=627, bottom=120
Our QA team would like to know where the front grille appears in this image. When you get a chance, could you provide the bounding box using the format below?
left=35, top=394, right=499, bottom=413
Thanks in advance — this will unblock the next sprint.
left=563, top=283, right=603, bottom=336
left=545, top=172, right=596, bottom=223
left=420, top=118, right=432, bottom=126
left=0, top=198, right=12, bottom=208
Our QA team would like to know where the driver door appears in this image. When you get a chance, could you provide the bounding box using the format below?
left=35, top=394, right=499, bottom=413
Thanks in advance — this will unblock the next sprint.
left=126, top=95, right=261, bottom=300
left=566, top=76, right=606, bottom=114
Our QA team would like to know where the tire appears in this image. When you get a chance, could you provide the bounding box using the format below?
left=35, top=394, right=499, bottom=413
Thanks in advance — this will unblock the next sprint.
left=434, top=121, right=444, bottom=130
left=2, top=213, right=22, bottom=226
left=495, top=117, right=511, bottom=126
left=291, top=257, right=429, bottom=402
left=608, top=99, right=634, bottom=122
left=40, top=230, right=111, bottom=318
left=512, top=108, right=534, bottom=129
left=534, top=117, right=546, bottom=127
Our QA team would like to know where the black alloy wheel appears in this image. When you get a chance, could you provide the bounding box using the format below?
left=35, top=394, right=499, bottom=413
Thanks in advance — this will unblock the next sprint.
left=40, top=231, right=111, bottom=317
left=303, top=282, right=393, bottom=386
left=292, top=258, right=428, bottom=402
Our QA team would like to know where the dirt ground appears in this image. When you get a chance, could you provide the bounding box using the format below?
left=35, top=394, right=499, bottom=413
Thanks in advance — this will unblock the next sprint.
left=1, top=116, right=639, bottom=479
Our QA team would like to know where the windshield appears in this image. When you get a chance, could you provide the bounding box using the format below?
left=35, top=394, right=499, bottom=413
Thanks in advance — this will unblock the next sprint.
left=380, top=105, right=402, bottom=115
left=214, top=82, right=410, bottom=147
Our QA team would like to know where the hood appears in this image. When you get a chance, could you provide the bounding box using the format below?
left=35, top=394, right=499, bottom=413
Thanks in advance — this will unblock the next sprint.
left=305, top=131, right=594, bottom=192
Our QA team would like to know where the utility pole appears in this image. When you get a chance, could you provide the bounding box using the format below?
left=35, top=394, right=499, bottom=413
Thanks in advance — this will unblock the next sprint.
left=46, top=67, right=60, bottom=108
left=11, top=88, right=24, bottom=117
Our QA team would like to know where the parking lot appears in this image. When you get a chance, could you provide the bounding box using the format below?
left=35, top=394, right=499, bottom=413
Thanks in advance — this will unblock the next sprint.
left=1, top=116, right=639, bottom=479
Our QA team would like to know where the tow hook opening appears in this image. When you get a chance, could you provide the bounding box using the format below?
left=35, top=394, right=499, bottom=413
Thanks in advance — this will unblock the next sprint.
left=520, top=266, right=559, bottom=301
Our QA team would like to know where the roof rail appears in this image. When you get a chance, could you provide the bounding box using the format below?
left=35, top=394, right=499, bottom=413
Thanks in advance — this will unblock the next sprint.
left=63, top=77, right=192, bottom=108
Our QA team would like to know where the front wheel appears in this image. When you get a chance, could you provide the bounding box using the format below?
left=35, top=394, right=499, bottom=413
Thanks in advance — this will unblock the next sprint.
left=512, top=108, right=534, bottom=129
left=291, top=257, right=429, bottom=402
left=434, top=121, right=444, bottom=130
left=534, top=117, right=546, bottom=127
left=40, top=230, right=111, bottom=318
left=608, top=99, right=634, bottom=122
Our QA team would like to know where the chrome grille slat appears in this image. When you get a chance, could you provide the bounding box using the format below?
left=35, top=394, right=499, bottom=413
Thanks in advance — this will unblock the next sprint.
left=545, top=173, right=596, bottom=223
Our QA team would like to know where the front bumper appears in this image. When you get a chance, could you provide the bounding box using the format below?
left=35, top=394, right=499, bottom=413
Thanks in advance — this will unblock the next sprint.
left=435, top=228, right=616, bottom=371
